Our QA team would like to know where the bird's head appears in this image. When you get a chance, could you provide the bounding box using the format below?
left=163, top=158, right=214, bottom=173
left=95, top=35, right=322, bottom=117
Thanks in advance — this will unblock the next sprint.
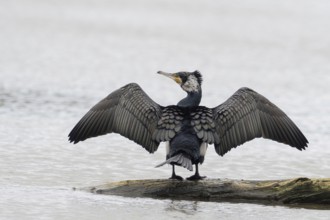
left=157, top=70, right=203, bottom=93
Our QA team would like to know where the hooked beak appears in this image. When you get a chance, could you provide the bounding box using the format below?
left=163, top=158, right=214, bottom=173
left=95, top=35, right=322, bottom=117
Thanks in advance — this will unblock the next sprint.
left=157, top=71, right=182, bottom=84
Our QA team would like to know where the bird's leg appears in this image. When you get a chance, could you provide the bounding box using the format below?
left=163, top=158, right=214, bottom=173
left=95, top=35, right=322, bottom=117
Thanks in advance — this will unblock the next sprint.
left=169, top=164, right=183, bottom=181
left=186, top=164, right=206, bottom=181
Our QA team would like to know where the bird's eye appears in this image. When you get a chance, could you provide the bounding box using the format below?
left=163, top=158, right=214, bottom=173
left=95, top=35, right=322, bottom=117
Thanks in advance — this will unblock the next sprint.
left=181, top=76, right=188, bottom=83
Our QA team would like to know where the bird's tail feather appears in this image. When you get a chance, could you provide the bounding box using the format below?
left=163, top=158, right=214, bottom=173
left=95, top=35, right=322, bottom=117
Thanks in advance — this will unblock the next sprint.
left=155, top=153, right=193, bottom=171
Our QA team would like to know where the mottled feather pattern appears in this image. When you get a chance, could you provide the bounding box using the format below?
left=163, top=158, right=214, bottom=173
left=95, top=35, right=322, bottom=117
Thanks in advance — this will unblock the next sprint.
left=191, top=107, right=219, bottom=144
left=153, top=106, right=184, bottom=142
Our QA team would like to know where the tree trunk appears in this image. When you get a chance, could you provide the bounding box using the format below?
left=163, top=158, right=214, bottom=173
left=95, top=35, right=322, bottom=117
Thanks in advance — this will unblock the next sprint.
left=80, top=177, right=330, bottom=208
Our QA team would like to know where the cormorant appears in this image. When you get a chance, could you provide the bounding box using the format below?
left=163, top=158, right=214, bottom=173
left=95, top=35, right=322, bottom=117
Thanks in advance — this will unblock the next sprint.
left=68, top=71, right=308, bottom=180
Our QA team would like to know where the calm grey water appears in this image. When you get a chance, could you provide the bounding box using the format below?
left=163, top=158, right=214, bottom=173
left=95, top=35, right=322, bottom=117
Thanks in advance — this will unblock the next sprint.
left=1, top=0, right=330, bottom=219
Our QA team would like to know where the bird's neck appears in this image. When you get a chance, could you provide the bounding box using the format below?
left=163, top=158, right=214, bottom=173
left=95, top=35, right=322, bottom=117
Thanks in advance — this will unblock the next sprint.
left=177, top=89, right=202, bottom=107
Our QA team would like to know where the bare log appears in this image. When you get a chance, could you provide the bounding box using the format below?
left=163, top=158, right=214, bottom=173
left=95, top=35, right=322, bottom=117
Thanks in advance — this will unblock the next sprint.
left=81, top=177, right=330, bottom=208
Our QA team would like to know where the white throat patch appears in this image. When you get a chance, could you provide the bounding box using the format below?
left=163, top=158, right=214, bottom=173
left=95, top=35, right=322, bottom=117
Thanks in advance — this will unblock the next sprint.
left=182, top=75, right=200, bottom=92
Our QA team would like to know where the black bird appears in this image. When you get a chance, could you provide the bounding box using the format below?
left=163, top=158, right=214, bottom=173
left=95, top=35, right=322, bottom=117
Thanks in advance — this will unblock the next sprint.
left=68, top=71, right=308, bottom=180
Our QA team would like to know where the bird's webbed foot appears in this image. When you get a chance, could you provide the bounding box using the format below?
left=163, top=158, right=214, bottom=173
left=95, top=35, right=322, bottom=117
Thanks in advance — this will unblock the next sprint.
left=186, top=174, right=206, bottom=181
left=169, top=164, right=183, bottom=181
left=169, top=174, right=184, bottom=181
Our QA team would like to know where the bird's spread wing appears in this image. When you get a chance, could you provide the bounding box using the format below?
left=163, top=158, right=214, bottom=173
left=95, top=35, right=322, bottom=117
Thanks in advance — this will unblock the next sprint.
left=194, top=87, right=308, bottom=156
left=68, top=83, right=163, bottom=153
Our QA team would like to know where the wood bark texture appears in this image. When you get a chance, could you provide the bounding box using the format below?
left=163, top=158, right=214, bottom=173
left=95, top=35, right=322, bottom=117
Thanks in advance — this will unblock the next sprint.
left=81, top=177, right=330, bottom=208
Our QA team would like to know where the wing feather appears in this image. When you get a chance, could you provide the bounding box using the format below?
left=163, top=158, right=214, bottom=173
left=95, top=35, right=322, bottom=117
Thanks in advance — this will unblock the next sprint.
left=211, top=87, right=308, bottom=156
left=68, top=83, right=163, bottom=153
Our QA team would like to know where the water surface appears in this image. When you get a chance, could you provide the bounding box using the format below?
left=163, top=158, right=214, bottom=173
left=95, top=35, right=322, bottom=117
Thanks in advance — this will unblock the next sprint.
left=1, top=0, right=330, bottom=219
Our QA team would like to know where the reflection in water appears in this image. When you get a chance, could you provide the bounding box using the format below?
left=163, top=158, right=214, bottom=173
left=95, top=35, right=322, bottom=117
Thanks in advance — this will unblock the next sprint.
left=165, top=200, right=199, bottom=215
